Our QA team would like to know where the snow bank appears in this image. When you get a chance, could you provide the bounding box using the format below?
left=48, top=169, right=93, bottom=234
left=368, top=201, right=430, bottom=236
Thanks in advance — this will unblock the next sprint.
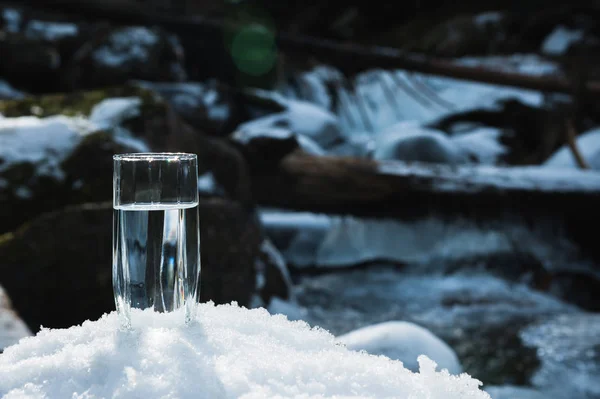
left=0, top=303, right=490, bottom=399
left=337, top=321, right=462, bottom=375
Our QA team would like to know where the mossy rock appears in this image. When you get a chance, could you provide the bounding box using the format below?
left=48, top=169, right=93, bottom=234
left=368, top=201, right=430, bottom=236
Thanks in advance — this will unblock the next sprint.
left=0, top=84, right=161, bottom=119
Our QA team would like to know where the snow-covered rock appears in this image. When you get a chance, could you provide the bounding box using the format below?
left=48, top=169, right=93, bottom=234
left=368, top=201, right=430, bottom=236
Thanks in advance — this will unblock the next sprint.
left=337, top=321, right=462, bottom=375
left=0, top=286, right=31, bottom=352
left=0, top=115, right=97, bottom=180
left=232, top=125, right=325, bottom=155
left=237, top=99, right=343, bottom=149
left=544, top=128, right=600, bottom=170
left=0, top=304, right=490, bottom=399
left=542, top=25, right=584, bottom=55
left=84, top=26, right=186, bottom=88
left=372, top=124, right=468, bottom=165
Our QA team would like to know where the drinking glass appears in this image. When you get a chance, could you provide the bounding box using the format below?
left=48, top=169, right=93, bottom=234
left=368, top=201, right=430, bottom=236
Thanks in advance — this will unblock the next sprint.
left=112, top=153, right=200, bottom=328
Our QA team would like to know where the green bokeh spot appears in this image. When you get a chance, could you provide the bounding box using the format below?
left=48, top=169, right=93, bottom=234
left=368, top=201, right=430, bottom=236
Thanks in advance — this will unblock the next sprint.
left=230, top=24, right=277, bottom=77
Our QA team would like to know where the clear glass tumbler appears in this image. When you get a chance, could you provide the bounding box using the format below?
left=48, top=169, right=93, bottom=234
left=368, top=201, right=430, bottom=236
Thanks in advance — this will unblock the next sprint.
left=112, top=153, right=200, bottom=328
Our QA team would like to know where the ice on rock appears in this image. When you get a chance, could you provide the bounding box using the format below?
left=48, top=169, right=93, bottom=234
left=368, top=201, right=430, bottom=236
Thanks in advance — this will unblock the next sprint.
left=337, top=321, right=462, bottom=375
left=544, top=128, right=600, bottom=170
left=0, top=303, right=490, bottom=399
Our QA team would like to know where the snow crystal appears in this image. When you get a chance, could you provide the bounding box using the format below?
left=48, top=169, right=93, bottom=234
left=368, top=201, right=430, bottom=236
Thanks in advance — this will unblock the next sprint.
left=92, top=27, right=159, bottom=68
left=544, top=127, right=600, bottom=170
left=337, top=321, right=462, bottom=375
left=0, top=303, right=490, bottom=399
left=2, top=8, right=20, bottom=33
left=542, top=25, right=584, bottom=55
left=0, top=115, right=96, bottom=180
left=0, top=287, right=31, bottom=352
left=25, top=20, right=78, bottom=41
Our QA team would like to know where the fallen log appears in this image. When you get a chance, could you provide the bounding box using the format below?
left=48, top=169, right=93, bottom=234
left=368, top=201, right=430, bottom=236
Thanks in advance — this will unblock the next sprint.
left=251, top=153, right=600, bottom=258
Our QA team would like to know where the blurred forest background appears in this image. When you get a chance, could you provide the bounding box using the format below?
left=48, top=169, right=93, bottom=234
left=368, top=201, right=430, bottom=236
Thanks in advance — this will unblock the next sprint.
left=2, top=1, right=600, bottom=398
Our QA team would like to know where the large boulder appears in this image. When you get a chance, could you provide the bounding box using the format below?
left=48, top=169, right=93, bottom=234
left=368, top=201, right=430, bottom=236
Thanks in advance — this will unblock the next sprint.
left=0, top=199, right=281, bottom=331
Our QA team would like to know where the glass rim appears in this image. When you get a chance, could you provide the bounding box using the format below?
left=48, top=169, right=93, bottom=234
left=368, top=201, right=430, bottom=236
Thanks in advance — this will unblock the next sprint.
left=113, top=152, right=197, bottom=162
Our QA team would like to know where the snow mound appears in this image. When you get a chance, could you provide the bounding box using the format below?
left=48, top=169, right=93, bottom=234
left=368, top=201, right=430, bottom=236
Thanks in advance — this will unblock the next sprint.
left=0, top=303, right=490, bottom=399
left=337, top=321, right=462, bottom=375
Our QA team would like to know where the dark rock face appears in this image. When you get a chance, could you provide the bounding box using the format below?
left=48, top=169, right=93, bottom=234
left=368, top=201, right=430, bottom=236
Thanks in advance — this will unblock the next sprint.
left=0, top=199, right=264, bottom=332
